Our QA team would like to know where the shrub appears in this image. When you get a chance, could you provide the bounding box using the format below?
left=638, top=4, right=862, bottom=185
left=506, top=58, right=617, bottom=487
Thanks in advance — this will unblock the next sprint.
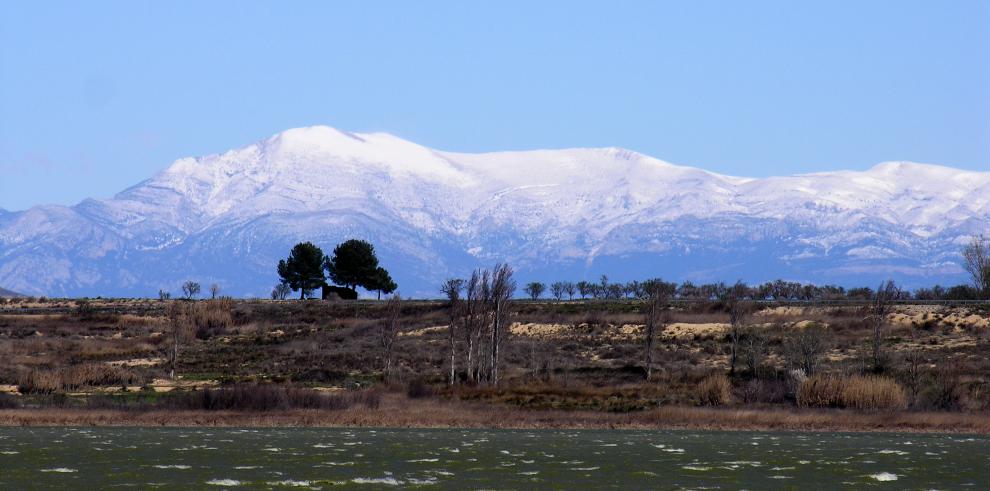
left=915, top=375, right=961, bottom=411
left=695, top=373, right=731, bottom=406
left=406, top=379, right=434, bottom=399
left=0, top=393, right=20, bottom=409
left=168, top=385, right=380, bottom=411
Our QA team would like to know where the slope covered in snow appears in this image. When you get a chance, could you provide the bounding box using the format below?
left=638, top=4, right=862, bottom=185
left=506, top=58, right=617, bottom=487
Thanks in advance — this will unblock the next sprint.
left=0, top=125, right=986, bottom=297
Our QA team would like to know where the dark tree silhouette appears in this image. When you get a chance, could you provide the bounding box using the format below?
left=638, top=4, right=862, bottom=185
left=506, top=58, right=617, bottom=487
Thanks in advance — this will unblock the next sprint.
left=277, top=242, right=327, bottom=299
left=325, top=239, right=381, bottom=291
left=524, top=281, right=545, bottom=300
left=369, top=267, right=398, bottom=300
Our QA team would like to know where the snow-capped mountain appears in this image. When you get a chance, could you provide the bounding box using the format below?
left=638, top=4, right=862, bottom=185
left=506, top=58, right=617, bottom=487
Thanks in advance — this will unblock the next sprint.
left=1, top=125, right=987, bottom=298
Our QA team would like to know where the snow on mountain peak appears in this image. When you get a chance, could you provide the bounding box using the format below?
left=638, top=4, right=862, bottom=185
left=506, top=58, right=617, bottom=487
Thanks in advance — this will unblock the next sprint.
left=1, top=125, right=987, bottom=297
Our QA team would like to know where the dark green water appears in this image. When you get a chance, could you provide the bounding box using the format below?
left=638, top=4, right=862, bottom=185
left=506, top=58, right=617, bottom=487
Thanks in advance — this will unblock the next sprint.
left=0, top=427, right=987, bottom=489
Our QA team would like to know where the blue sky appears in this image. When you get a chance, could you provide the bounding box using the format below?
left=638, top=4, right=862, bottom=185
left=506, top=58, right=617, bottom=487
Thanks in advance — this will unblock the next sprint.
left=1, top=1, right=987, bottom=211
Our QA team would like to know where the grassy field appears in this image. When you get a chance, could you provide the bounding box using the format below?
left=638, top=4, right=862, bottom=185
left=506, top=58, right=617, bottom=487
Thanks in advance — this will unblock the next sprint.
left=1, top=296, right=988, bottom=432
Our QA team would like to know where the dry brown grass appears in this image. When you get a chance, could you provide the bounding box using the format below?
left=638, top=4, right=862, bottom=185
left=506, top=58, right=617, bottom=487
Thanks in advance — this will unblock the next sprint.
left=798, top=374, right=908, bottom=411
left=1, top=394, right=988, bottom=434
left=841, top=375, right=908, bottom=411
left=696, top=373, right=732, bottom=406
left=17, top=364, right=145, bottom=394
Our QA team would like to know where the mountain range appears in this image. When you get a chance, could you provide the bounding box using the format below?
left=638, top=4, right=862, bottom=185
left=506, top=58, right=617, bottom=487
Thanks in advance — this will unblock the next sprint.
left=1, top=125, right=987, bottom=298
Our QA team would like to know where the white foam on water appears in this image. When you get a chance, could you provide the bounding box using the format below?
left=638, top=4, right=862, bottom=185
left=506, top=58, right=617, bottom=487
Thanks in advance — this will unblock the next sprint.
left=312, top=443, right=334, bottom=448
left=600, top=443, right=617, bottom=447
left=153, top=465, right=191, bottom=469
left=429, top=470, right=455, bottom=477
left=262, top=448, right=281, bottom=452
left=1, top=451, right=19, bottom=455
left=319, top=461, right=355, bottom=466
left=406, top=477, right=438, bottom=485
left=682, top=466, right=711, bottom=471
left=769, top=475, right=793, bottom=479
left=234, top=466, right=260, bottom=470
left=352, top=477, right=402, bottom=485
left=406, top=458, right=439, bottom=463
left=41, top=468, right=77, bottom=473
left=267, top=480, right=312, bottom=487
left=206, top=479, right=243, bottom=486
left=519, top=471, right=539, bottom=476
left=662, top=448, right=686, bottom=453
left=877, top=450, right=909, bottom=456
left=570, top=467, right=600, bottom=471
left=770, top=466, right=796, bottom=471
left=869, top=472, right=898, bottom=482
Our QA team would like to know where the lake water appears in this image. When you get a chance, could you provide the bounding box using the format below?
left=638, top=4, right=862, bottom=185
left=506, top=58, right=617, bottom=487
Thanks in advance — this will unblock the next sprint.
left=0, top=427, right=987, bottom=489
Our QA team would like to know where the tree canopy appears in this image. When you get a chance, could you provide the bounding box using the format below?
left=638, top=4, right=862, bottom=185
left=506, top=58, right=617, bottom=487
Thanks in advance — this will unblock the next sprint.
left=325, top=239, right=383, bottom=291
left=368, top=267, right=397, bottom=300
left=277, top=242, right=327, bottom=299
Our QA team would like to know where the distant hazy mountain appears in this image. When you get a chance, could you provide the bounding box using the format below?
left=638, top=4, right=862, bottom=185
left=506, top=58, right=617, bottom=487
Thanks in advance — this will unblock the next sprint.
left=1, top=125, right=986, bottom=298
left=0, top=287, right=24, bottom=298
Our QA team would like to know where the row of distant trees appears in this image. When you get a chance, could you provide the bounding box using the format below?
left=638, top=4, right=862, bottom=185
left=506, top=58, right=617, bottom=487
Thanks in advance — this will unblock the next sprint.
left=158, top=281, right=222, bottom=301
left=150, top=236, right=989, bottom=302
left=516, top=235, right=990, bottom=302
left=519, top=276, right=987, bottom=302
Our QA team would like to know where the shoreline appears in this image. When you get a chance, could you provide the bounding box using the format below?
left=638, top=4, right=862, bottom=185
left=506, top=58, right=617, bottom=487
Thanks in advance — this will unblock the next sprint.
left=2, top=398, right=988, bottom=434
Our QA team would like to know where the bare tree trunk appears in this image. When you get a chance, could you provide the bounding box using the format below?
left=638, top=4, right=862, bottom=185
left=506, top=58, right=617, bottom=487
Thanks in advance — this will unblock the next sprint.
left=381, top=295, right=401, bottom=382
left=871, top=281, right=899, bottom=372
left=642, top=280, right=672, bottom=380
left=488, top=264, right=515, bottom=386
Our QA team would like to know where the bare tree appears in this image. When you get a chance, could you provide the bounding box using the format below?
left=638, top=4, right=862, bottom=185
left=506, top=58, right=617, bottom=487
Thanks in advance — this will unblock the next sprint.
left=380, top=294, right=402, bottom=382
left=783, top=323, right=828, bottom=376
left=463, top=270, right=487, bottom=383
left=871, top=280, right=900, bottom=372
left=440, top=278, right=465, bottom=385
left=181, top=281, right=201, bottom=300
left=271, top=283, right=292, bottom=300
left=524, top=281, right=544, bottom=300
left=724, top=281, right=750, bottom=376
left=963, top=235, right=990, bottom=297
left=742, top=326, right=769, bottom=375
left=164, top=301, right=194, bottom=379
left=642, top=279, right=674, bottom=379
left=209, top=283, right=221, bottom=299
left=563, top=281, right=576, bottom=300
left=488, top=263, right=516, bottom=385
left=158, top=289, right=171, bottom=301
left=550, top=281, right=566, bottom=301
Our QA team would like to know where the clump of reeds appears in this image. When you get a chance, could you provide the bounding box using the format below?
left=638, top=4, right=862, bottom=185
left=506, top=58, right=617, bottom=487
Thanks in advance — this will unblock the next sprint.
left=17, top=364, right=143, bottom=394
left=797, top=374, right=907, bottom=411
left=191, top=299, right=234, bottom=339
left=695, top=373, right=732, bottom=406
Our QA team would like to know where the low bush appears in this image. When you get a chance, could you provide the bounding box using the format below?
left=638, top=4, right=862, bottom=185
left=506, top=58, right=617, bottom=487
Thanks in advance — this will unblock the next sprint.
left=696, top=373, right=731, bottom=406
left=0, top=393, right=20, bottom=409
left=168, top=385, right=380, bottom=411
left=406, top=379, right=434, bottom=399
